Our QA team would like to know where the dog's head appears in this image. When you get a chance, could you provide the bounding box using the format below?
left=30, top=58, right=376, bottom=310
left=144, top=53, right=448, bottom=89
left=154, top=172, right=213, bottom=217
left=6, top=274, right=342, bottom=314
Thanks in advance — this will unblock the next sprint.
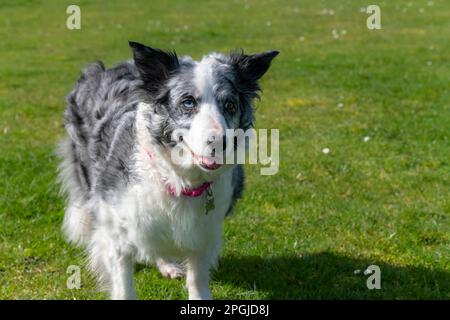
left=130, top=41, right=278, bottom=177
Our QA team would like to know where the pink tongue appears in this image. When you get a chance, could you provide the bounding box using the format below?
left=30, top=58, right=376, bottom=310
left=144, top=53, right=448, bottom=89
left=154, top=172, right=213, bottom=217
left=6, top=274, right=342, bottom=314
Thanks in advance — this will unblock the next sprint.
left=202, top=157, right=216, bottom=165
left=201, top=157, right=221, bottom=169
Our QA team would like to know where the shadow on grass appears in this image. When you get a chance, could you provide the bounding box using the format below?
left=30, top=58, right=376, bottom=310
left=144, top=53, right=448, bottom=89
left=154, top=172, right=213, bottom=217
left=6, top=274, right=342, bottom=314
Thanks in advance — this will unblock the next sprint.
left=214, top=252, right=450, bottom=299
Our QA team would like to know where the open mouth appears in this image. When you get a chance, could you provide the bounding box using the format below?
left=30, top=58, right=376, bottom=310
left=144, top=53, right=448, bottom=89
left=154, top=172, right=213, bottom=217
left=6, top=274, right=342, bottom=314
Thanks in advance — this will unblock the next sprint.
left=181, top=140, right=223, bottom=171
left=196, top=155, right=222, bottom=170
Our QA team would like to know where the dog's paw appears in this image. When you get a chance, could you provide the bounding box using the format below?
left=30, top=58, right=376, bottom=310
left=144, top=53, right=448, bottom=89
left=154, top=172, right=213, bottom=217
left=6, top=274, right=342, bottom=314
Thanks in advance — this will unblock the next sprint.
left=157, top=259, right=185, bottom=279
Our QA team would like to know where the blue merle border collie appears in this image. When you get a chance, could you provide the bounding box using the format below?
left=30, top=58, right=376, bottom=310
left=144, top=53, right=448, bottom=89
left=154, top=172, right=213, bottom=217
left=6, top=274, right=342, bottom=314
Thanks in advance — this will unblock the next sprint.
left=58, top=41, right=278, bottom=299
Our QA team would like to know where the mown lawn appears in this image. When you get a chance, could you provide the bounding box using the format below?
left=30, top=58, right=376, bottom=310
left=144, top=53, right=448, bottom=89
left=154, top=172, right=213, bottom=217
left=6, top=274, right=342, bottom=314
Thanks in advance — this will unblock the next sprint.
left=0, top=0, right=449, bottom=299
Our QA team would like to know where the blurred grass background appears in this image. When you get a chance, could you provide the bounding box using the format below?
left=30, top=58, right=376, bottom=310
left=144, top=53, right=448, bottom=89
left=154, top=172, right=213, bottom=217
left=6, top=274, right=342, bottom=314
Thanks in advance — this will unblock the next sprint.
left=0, top=0, right=449, bottom=299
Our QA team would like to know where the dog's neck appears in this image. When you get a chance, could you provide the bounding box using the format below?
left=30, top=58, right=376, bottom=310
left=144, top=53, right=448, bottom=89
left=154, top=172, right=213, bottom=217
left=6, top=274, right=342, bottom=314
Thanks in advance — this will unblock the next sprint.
left=146, top=148, right=212, bottom=197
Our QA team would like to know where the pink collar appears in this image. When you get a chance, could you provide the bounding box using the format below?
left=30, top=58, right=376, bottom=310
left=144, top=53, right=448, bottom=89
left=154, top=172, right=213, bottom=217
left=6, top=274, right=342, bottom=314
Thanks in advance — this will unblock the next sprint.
left=167, top=181, right=212, bottom=197
left=147, top=150, right=212, bottom=198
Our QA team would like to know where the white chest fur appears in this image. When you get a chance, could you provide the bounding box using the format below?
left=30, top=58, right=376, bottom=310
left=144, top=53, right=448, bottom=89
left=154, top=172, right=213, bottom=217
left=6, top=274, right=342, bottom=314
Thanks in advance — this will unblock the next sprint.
left=112, top=169, right=233, bottom=261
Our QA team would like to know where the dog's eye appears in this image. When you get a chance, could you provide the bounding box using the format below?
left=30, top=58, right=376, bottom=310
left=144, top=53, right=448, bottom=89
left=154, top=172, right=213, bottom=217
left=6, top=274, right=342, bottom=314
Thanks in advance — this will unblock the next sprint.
left=182, top=97, right=197, bottom=111
left=225, top=101, right=237, bottom=113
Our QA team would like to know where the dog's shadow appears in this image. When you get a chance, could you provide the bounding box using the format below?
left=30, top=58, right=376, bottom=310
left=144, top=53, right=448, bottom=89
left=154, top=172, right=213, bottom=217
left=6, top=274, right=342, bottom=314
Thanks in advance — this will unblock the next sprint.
left=212, top=252, right=450, bottom=299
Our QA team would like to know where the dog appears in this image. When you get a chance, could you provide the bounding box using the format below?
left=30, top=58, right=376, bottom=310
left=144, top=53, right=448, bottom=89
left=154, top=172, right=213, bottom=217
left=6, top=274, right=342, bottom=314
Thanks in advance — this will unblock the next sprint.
left=58, top=41, right=278, bottom=299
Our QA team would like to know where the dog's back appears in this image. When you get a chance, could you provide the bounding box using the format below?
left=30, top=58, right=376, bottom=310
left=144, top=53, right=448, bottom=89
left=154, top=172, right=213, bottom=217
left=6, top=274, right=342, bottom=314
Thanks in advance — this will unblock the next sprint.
left=58, top=60, right=143, bottom=245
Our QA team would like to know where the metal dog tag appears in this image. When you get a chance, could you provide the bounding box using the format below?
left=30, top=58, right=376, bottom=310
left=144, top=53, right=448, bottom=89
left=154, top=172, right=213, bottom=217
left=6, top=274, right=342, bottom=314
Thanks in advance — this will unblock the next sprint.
left=205, top=187, right=215, bottom=215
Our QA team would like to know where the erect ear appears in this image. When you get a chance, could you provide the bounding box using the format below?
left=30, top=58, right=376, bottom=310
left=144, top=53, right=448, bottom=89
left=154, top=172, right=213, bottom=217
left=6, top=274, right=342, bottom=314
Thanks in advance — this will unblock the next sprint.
left=230, top=50, right=279, bottom=85
left=129, top=41, right=179, bottom=93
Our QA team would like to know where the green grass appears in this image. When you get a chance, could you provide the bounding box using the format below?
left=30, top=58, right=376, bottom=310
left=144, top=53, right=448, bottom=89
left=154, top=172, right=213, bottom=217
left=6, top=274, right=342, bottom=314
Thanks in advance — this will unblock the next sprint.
left=0, top=0, right=449, bottom=299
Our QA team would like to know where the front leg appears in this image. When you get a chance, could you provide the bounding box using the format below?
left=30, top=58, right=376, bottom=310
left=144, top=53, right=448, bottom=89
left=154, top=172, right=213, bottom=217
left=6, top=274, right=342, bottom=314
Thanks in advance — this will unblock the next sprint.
left=90, top=230, right=136, bottom=300
left=109, top=252, right=136, bottom=300
left=186, top=255, right=213, bottom=300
